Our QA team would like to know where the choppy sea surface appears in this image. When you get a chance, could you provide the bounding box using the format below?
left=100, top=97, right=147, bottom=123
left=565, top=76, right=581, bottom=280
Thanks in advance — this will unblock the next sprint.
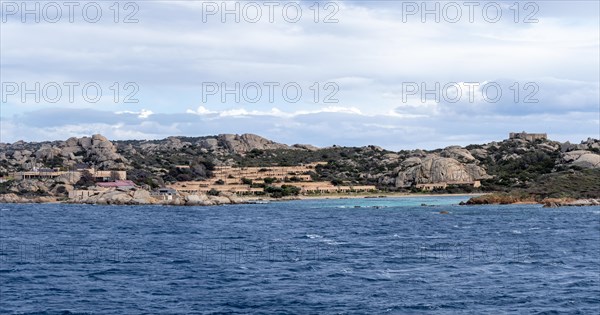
left=1, top=196, right=599, bottom=314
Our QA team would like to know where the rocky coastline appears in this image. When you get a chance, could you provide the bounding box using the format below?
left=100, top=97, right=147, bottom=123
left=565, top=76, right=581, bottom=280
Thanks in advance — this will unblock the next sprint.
left=463, top=193, right=600, bottom=208
left=0, top=189, right=288, bottom=206
left=1, top=189, right=598, bottom=208
left=1, top=133, right=599, bottom=207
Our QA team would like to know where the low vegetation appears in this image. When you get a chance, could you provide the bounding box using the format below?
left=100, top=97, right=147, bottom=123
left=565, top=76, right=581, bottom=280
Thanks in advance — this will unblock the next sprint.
left=2, top=134, right=598, bottom=201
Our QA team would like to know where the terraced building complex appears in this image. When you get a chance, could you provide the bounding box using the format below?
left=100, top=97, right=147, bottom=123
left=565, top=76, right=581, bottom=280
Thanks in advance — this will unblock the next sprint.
left=168, top=162, right=377, bottom=195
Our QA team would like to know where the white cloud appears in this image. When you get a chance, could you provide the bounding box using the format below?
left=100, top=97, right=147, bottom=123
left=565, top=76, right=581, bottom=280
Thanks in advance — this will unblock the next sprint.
left=0, top=1, right=598, bottom=146
left=185, top=105, right=364, bottom=118
left=115, top=109, right=154, bottom=119
left=186, top=106, right=217, bottom=115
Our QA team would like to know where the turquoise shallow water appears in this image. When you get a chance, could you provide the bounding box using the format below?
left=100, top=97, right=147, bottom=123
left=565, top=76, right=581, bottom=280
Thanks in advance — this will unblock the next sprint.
left=0, top=196, right=599, bottom=314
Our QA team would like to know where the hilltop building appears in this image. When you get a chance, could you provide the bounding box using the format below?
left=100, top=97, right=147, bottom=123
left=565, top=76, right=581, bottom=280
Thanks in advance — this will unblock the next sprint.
left=509, top=132, right=547, bottom=142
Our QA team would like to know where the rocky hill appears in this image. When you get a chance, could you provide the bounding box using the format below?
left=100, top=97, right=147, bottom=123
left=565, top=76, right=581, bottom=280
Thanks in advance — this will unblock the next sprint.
left=0, top=134, right=128, bottom=171
left=1, top=133, right=599, bottom=199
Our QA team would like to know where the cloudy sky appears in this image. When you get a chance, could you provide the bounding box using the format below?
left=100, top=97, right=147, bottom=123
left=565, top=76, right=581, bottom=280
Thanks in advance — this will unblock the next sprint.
left=1, top=0, right=599, bottom=149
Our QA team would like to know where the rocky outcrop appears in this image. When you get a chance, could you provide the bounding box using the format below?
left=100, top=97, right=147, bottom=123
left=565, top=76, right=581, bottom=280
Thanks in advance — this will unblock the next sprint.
left=0, top=193, right=58, bottom=203
left=8, top=179, right=51, bottom=194
left=561, top=138, right=600, bottom=152
left=65, top=188, right=245, bottom=206
left=35, top=145, right=63, bottom=160
left=0, top=193, right=28, bottom=203
left=195, top=133, right=295, bottom=155
left=54, top=172, right=81, bottom=185
left=542, top=198, right=600, bottom=207
left=395, top=155, right=489, bottom=187
left=139, top=137, right=193, bottom=152
left=84, top=134, right=128, bottom=169
left=464, top=193, right=536, bottom=205
left=217, top=134, right=291, bottom=154
left=197, top=138, right=220, bottom=151
left=557, top=139, right=600, bottom=169
left=70, top=188, right=159, bottom=205
left=0, top=134, right=128, bottom=173
left=440, top=146, right=476, bottom=163
left=292, top=144, right=320, bottom=151
left=562, top=150, right=600, bottom=169
left=465, top=194, right=600, bottom=207
left=180, top=192, right=244, bottom=206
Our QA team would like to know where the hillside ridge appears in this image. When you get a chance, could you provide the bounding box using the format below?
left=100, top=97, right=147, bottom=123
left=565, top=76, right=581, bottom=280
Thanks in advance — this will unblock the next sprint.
left=1, top=133, right=599, bottom=202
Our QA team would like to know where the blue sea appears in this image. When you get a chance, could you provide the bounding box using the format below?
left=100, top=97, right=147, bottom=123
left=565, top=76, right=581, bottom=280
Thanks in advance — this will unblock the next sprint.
left=1, top=196, right=599, bottom=314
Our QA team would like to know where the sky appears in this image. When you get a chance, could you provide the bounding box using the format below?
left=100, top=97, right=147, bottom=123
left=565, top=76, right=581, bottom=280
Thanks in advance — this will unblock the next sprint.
left=1, top=0, right=599, bottom=150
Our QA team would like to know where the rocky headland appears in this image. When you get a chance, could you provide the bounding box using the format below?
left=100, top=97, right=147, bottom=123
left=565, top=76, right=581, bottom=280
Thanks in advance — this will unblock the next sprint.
left=1, top=133, right=599, bottom=207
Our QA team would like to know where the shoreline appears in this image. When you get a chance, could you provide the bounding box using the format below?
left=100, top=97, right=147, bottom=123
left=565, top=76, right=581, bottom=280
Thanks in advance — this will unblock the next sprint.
left=0, top=192, right=481, bottom=206
left=287, top=192, right=481, bottom=200
left=1, top=192, right=597, bottom=207
left=464, top=194, right=600, bottom=208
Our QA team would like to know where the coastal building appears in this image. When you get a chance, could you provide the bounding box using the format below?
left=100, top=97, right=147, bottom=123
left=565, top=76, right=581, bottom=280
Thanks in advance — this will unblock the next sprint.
left=68, top=189, right=102, bottom=200
left=152, top=188, right=179, bottom=201
left=415, top=180, right=481, bottom=191
left=10, top=168, right=127, bottom=182
left=10, top=168, right=126, bottom=182
left=211, top=163, right=324, bottom=180
left=277, top=182, right=377, bottom=194
left=11, top=168, right=65, bottom=180
left=168, top=181, right=265, bottom=195
left=167, top=162, right=377, bottom=196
